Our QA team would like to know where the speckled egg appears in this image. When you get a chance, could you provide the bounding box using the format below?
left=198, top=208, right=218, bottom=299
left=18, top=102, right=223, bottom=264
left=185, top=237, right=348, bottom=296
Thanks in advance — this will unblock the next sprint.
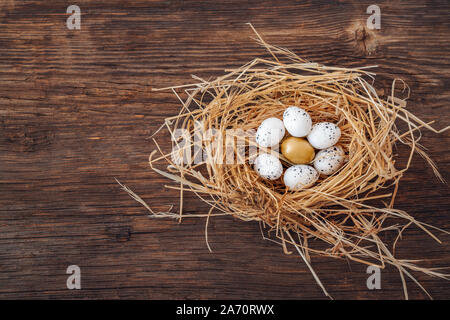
left=283, top=106, right=312, bottom=137
left=255, top=117, right=285, bottom=148
left=254, top=153, right=283, bottom=180
left=307, top=122, right=341, bottom=149
left=283, top=164, right=319, bottom=190
left=313, top=145, right=345, bottom=175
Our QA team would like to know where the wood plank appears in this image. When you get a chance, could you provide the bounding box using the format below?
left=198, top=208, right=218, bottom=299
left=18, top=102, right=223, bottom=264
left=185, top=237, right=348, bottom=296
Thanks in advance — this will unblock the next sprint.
left=0, top=0, right=449, bottom=299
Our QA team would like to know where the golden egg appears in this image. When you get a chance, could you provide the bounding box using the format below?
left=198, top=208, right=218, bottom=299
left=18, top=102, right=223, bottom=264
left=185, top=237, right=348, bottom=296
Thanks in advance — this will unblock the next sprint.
left=281, top=137, right=315, bottom=164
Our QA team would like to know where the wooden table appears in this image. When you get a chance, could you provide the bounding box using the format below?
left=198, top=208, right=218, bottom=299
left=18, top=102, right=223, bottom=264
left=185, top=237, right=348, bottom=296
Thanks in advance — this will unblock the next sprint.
left=0, top=0, right=449, bottom=299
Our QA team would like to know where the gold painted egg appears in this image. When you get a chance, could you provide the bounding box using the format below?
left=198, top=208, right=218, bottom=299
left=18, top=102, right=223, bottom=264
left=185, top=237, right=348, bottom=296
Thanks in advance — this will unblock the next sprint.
left=281, top=137, right=315, bottom=164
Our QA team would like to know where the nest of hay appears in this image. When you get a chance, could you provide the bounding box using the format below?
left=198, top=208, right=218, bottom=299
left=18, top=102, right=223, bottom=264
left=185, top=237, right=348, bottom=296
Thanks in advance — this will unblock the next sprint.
left=119, top=26, right=449, bottom=298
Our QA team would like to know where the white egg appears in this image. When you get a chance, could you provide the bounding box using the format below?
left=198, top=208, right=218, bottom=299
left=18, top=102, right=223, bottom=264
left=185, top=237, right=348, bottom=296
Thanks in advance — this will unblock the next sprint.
left=307, top=122, right=341, bottom=149
left=255, top=117, right=285, bottom=148
left=283, top=165, right=319, bottom=190
left=254, top=153, right=283, bottom=180
left=313, top=145, right=345, bottom=175
left=283, top=106, right=312, bottom=137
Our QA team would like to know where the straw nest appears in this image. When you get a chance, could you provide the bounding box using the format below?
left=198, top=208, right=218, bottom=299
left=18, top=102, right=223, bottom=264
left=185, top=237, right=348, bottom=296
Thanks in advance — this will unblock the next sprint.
left=119, top=26, right=449, bottom=299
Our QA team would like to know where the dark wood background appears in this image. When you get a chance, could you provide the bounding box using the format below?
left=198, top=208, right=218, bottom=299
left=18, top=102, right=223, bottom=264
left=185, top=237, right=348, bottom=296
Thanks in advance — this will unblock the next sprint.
left=0, top=0, right=449, bottom=300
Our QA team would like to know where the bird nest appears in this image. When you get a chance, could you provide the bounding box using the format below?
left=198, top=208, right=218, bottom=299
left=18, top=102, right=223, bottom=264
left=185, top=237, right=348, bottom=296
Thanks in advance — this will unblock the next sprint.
left=119, top=26, right=449, bottom=298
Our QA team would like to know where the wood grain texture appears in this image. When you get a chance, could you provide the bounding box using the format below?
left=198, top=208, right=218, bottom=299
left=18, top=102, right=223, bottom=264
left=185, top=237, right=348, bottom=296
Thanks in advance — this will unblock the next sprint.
left=0, top=0, right=449, bottom=299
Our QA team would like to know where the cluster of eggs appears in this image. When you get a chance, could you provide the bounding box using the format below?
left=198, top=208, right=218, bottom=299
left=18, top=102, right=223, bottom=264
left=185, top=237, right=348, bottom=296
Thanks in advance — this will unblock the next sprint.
left=254, top=106, right=345, bottom=190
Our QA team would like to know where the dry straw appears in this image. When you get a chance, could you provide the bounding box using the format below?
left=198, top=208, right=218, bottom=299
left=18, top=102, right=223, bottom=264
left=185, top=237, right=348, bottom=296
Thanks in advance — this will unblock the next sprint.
left=119, top=25, right=449, bottom=299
